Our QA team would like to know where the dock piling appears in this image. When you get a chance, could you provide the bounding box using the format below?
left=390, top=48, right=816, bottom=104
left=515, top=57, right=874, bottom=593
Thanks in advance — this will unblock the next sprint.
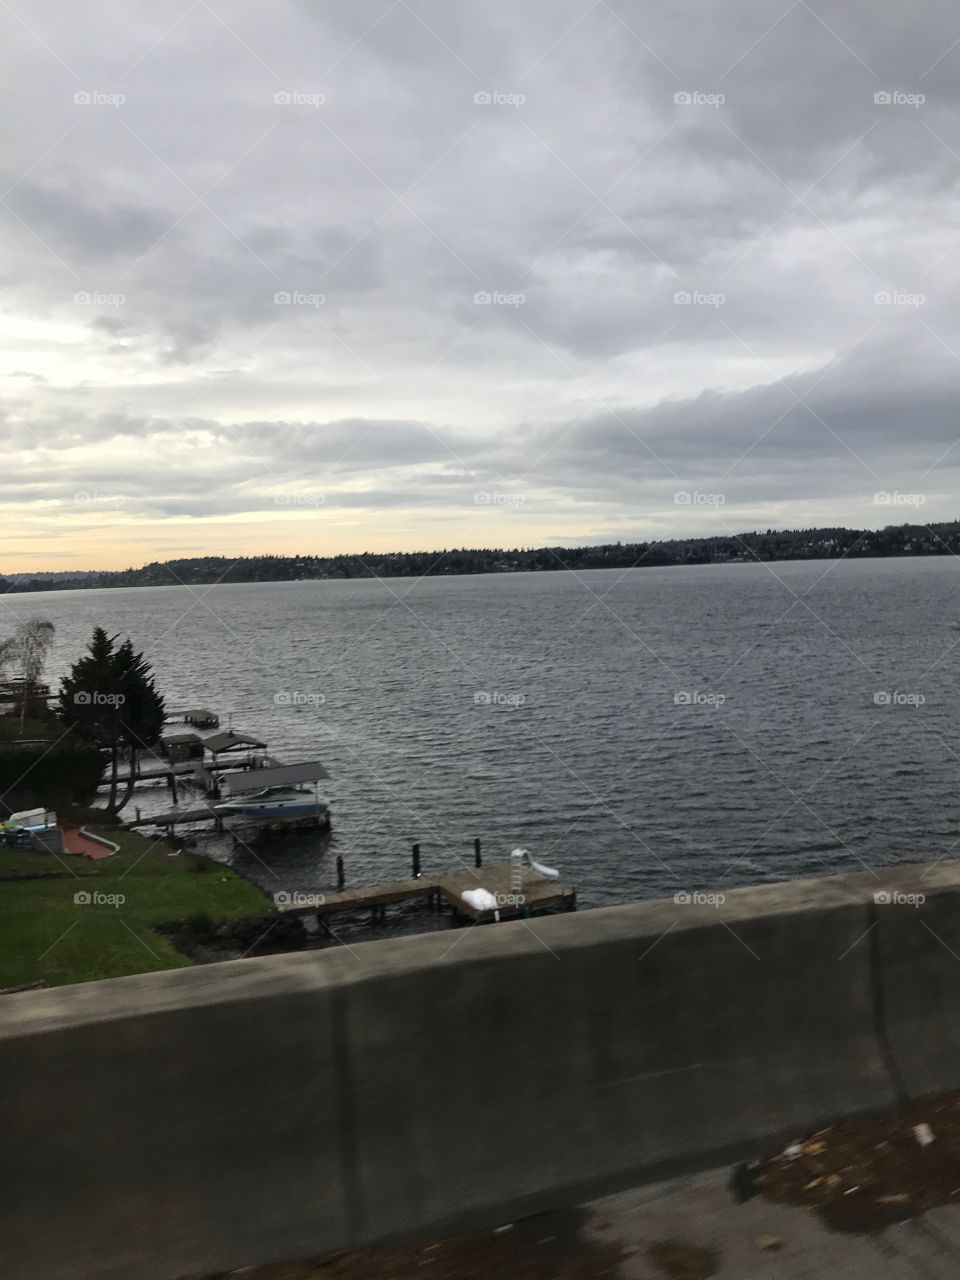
left=474, top=837, right=482, bottom=868
left=336, top=856, right=345, bottom=890
left=412, top=842, right=421, bottom=879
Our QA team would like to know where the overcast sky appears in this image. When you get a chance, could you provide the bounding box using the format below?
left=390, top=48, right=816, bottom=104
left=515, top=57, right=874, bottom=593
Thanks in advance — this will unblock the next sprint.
left=2, top=0, right=960, bottom=570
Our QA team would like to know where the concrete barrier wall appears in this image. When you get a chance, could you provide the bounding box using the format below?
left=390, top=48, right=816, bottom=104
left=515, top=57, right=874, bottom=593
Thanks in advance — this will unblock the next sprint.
left=2, top=860, right=958, bottom=1280
left=873, top=861, right=960, bottom=1097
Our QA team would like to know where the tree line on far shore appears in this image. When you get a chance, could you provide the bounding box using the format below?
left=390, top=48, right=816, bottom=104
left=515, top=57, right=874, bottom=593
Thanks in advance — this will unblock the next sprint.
left=3, top=521, right=960, bottom=592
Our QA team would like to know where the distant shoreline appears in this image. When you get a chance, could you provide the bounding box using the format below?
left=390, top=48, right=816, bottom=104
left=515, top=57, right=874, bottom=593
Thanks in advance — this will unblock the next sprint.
left=4, top=521, right=958, bottom=594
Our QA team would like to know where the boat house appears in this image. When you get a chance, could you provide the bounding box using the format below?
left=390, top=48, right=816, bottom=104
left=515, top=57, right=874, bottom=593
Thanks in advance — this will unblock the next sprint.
left=160, top=732, right=203, bottom=762
left=202, top=730, right=267, bottom=766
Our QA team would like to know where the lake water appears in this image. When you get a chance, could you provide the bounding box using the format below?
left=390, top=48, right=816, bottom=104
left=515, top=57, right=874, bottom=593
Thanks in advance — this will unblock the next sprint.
left=9, top=557, right=960, bottom=910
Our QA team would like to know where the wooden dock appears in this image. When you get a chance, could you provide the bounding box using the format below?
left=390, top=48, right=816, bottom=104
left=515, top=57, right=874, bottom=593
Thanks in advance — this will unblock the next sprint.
left=125, top=807, right=330, bottom=836
left=277, top=859, right=575, bottom=924
left=108, top=753, right=268, bottom=786
left=126, top=805, right=220, bottom=828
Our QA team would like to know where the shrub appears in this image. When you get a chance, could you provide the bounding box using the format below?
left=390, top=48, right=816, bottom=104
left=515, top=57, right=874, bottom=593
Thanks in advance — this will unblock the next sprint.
left=0, top=740, right=104, bottom=816
left=183, top=910, right=213, bottom=937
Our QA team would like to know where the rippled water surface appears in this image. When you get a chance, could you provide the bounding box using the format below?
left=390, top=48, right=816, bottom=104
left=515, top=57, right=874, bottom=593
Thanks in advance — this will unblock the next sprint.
left=17, top=557, right=960, bottom=908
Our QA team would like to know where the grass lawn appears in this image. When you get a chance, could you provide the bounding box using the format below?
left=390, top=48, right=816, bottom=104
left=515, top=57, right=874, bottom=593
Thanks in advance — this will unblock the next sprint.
left=0, top=829, right=273, bottom=988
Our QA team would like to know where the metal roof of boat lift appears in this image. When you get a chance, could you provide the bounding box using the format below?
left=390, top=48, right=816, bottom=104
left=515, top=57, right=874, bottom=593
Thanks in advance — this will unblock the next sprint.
left=203, top=731, right=266, bottom=754
left=218, top=760, right=330, bottom=796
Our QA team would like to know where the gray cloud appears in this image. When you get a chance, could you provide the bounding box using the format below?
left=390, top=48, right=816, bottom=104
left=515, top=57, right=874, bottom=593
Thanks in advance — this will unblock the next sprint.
left=3, top=0, right=960, bottom=562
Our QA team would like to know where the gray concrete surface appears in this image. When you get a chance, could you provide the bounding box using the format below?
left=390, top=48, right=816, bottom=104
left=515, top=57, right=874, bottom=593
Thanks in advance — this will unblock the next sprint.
left=874, top=860, right=960, bottom=1098
left=2, top=859, right=960, bottom=1279
left=582, top=1168, right=960, bottom=1278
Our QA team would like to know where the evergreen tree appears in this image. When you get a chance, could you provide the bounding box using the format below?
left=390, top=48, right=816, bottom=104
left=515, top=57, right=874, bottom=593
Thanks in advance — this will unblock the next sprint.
left=112, top=638, right=165, bottom=813
left=59, top=628, right=166, bottom=813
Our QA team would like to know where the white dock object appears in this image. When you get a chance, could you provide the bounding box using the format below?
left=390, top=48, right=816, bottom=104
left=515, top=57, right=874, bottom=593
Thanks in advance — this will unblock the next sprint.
left=511, top=847, right=560, bottom=880
left=461, top=887, right=499, bottom=913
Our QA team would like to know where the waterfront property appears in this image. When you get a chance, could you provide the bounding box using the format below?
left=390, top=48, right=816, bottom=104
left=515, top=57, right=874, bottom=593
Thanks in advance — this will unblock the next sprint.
left=128, top=758, right=332, bottom=837
left=277, top=851, right=575, bottom=927
left=108, top=714, right=301, bottom=815
left=0, top=830, right=271, bottom=988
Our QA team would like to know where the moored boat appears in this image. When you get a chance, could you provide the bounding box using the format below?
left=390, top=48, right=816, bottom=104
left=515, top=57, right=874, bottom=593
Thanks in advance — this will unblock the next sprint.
left=214, top=786, right=328, bottom=820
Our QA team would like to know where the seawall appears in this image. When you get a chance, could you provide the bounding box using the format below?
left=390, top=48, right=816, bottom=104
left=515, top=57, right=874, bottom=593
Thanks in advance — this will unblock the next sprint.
left=2, top=859, right=957, bottom=1280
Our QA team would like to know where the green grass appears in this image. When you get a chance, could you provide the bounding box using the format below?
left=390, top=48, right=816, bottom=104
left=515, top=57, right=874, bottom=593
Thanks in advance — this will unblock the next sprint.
left=0, top=830, right=273, bottom=988
left=0, top=849, right=100, bottom=880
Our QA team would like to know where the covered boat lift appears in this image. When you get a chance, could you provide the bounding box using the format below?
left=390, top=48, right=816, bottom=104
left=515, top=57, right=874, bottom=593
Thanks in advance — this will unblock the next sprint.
left=203, top=730, right=266, bottom=761
left=126, top=761, right=332, bottom=836
left=160, top=731, right=203, bottom=762
left=215, top=760, right=331, bottom=838
left=217, top=760, right=329, bottom=796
